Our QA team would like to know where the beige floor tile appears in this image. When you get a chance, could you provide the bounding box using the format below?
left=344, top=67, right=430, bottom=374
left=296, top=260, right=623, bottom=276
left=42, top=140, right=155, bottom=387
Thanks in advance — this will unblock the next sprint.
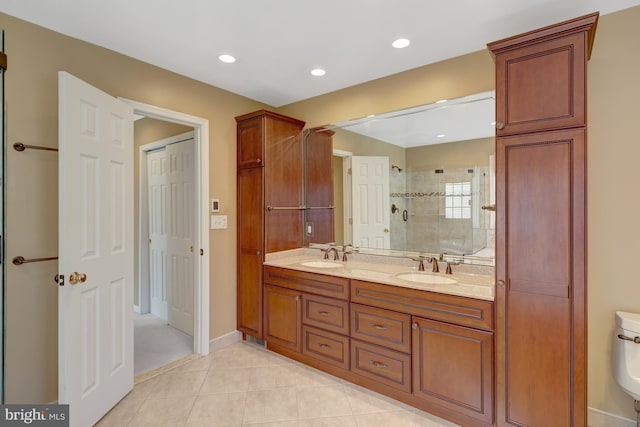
left=354, top=410, right=460, bottom=427
left=243, top=387, right=299, bottom=424
left=342, top=383, right=409, bottom=414
left=147, top=369, right=207, bottom=399
left=199, top=367, right=252, bottom=395
left=248, top=365, right=299, bottom=390
left=186, top=392, right=246, bottom=426
left=296, top=385, right=352, bottom=419
left=242, top=421, right=300, bottom=427
left=294, top=365, right=345, bottom=388
left=127, top=395, right=196, bottom=426
left=171, top=355, right=213, bottom=373
left=299, top=416, right=358, bottom=427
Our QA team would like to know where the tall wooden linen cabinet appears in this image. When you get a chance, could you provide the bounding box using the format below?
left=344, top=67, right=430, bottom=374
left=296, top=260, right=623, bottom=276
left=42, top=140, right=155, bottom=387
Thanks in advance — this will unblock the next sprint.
left=488, top=13, right=598, bottom=427
left=236, top=110, right=305, bottom=339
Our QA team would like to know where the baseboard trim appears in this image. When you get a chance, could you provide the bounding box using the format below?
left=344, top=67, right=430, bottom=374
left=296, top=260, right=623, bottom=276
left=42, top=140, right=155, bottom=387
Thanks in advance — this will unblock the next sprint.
left=589, top=407, right=635, bottom=427
left=209, top=330, right=242, bottom=353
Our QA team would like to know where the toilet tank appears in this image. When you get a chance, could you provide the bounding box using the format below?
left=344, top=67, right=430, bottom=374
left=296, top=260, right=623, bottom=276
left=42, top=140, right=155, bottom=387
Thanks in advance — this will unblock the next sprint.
left=614, top=311, right=640, bottom=400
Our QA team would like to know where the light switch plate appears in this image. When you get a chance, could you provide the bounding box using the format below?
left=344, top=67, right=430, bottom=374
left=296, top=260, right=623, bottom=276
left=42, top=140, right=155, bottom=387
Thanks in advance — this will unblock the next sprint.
left=211, top=215, right=227, bottom=229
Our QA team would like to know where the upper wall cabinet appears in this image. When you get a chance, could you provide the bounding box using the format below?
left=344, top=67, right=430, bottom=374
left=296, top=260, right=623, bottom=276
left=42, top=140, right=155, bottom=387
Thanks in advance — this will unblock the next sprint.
left=490, top=14, right=598, bottom=136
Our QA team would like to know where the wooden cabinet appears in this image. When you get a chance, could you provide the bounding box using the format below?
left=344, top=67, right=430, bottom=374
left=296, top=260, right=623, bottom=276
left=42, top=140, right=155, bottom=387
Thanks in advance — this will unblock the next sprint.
left=263, top=266, right=350, bottom=366
left=488, top=13, right=597, bottom=427
left=264, top=284, right=301, bottom=352
left=236, top=111, right=305, bottom=339
left=304, top=128, right=335, bottom=245
left=412, top=317, right=493, bottom=424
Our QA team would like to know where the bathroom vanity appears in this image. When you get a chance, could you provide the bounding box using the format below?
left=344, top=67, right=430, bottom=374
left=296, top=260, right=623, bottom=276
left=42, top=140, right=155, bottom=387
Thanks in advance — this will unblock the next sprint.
left=263, top=250, right=495, bottom=426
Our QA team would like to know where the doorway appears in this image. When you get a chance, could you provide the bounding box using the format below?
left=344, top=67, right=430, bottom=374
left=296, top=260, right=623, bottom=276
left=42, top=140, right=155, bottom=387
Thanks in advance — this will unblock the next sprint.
left=120, top=98, right=211, bottom=372
left=136, top=129, right=196, bottom=376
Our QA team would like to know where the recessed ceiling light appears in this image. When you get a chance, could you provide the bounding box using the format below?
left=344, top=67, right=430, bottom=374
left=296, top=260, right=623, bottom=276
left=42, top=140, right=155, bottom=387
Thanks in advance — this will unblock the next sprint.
left=392, top=38, right=411, bottom=49
left=311, top=68, right=326, bottom=77
left=436, top=134, right=446, bottom=138
left=219, top=54, right=236, bottom=64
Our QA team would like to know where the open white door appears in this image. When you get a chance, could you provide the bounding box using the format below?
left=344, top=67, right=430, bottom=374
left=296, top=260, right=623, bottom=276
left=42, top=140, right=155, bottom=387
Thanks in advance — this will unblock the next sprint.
left=351, top=156, right=390, bottom=249
left=148, top=148, right=169, bottom=320
left=58, top=71, right=134, bottom=427
left=166, top=139, right=196, bottom=336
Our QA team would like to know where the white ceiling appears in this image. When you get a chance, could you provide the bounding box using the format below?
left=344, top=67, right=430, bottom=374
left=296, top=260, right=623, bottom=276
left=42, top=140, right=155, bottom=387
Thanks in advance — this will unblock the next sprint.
left=1, top=0, right=639, bottom=107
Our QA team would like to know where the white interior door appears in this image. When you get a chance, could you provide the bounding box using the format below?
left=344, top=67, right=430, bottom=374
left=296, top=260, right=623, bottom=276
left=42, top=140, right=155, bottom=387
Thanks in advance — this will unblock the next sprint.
left=58, top=71, right=134, bottom=427
left=166, top=139, right=195, bottom=336
left=351, top=156, right=390, bottom=249
left=147, top=148, right=169, bottom=320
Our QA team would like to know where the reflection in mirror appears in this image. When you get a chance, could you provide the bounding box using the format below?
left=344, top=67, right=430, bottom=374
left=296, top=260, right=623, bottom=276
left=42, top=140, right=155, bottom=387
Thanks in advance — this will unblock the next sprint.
left=305, top=91, right=496, bottom=265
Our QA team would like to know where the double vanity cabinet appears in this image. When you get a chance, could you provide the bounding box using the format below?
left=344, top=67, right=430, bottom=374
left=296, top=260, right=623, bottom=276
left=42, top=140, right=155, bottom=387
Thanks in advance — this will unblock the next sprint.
left=237, top=12, right=597, bottom=427
left=262, top=260, right=494, bottom=426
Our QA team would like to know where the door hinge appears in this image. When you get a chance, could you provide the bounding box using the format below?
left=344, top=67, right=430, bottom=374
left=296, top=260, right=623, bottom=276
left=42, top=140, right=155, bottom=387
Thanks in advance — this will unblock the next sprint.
left=347, top=167, right=352, bottom=175
left=349, top=218, right=353, bottom=225
left=200, top=249, right=204, bottom=256
left=55, top=274, right=65, bottom=286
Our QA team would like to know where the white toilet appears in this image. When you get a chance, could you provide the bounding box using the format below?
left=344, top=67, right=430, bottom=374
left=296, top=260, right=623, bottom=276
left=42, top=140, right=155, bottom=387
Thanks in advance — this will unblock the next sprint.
left=614, top=311, right=640, bottom=407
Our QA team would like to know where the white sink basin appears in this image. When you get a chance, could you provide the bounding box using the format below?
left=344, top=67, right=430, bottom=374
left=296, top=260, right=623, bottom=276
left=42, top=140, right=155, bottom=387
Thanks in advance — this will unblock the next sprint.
left=395, top=272, right=457, bottom=285
left=300, top=260, right=344, bottom=268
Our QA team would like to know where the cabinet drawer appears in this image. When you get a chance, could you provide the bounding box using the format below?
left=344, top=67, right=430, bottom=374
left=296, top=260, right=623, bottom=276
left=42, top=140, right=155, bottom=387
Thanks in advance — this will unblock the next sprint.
left=351, top=303, right=410, bottom=353
left=352, top=280, right=494, bottom=331
left=303, top=294, right=349, bottom=335
left=351, top=339, right=411, bottom=393
left=302, top=325, right=349, bottom=370
left=264, top=266, right=349, bottom=300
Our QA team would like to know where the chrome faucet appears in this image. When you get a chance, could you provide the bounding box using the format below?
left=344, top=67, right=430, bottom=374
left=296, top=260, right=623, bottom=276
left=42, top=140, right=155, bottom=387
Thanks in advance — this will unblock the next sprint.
left=342, top=244, right=354, bottom=262
left=412, top=256, right=427, bottom=271
left=445, top=261, right=460, bottom=274
left=429, top=257, right=439, bottom=273
left=324, top=247, right=339, bottom=261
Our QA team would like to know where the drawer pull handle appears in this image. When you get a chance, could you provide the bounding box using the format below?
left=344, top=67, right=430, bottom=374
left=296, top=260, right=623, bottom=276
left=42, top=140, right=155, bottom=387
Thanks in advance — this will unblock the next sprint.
left=371, top=360, right=388, bottom=369
left=318, top=311, right=330, bottom=316
left=319, top=343, right=331, bottom=350
left=370, top=323, right=387, bottom=331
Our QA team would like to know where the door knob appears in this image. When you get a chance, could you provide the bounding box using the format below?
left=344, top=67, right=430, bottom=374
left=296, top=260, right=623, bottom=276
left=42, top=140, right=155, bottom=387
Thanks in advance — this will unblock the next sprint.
left=497, top=279, right=506, bottom=288
left=69, top=272, right=87, bottom=285
left=384, top=228, right=390, bottom=233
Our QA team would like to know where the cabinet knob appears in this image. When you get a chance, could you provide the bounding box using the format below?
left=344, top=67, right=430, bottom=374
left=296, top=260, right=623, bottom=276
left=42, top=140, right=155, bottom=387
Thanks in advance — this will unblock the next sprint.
left=256, top=250, right=262, bottom=256
left=256, top=158, right=262, bottom=164
left=295, top=296, right=300, bottom=301
left=412, top=322, right=418, bottom=329
left=496, top=121, right=505, bottom=130
left=497, top=279, right=506, bottom=288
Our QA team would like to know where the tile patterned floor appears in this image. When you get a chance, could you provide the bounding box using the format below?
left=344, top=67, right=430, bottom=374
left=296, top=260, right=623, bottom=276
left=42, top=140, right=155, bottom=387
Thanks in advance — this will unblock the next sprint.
left=97, top=341, right=460, bottom=427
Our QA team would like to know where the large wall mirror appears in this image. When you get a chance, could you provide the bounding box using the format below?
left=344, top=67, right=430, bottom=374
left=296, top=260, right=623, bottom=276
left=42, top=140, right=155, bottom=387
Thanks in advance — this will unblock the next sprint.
left=305, top=91, right=496, bottom=265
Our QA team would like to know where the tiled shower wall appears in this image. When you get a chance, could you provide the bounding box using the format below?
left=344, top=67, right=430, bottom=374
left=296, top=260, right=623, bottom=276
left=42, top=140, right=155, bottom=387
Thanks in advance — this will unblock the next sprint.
left=390, top=166, right=495, bottom=255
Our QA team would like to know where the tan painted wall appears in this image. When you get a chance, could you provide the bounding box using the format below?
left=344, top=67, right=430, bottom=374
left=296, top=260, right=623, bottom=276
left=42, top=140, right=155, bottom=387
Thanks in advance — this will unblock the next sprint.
left=587, top=5, right=640, bottom=420
left=282, top=6, right=640, bottom=420
left=1, top=12, right=266, bottom=403
left=405, top=137, right=494, bottom=169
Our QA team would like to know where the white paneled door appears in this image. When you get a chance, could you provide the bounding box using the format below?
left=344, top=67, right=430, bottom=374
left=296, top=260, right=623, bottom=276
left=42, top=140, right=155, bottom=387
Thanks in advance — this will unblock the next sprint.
left=58, top=72, right=134, bottom=427
left=166, top=139, right=196, bottom=336
left=147, top=148, right=169, bottom=321
left=351, top=156, right=390, bottom=249
left=146, top=139, right=195, bottom=335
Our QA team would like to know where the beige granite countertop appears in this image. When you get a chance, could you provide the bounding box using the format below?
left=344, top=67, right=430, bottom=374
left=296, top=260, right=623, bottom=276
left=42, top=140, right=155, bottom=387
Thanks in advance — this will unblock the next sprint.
left=264, top=248, right=495, bottom=301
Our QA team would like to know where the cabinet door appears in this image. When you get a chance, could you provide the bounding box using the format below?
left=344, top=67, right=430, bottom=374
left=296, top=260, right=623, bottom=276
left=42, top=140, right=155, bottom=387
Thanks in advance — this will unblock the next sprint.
left=305, top=129, right=335, bottom=244
left=237, top=168, right=264, bottom=338
left=237, top=115, right=264, bottom=169
left=264, top=285, right=302, bottom=352
left=412, top=317, right=493, bottom=424
left=496, top=129, right=585, bottom=426
left=492, top=31, right=589, bottom=136
left=264, top=121, right=305, bottom=253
